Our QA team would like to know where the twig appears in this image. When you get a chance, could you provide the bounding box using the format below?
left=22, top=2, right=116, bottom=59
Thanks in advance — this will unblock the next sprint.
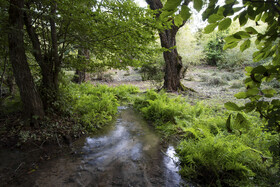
left=14, top=162, right=25, bottom=173
left=55, top=133, right=62, bottom=148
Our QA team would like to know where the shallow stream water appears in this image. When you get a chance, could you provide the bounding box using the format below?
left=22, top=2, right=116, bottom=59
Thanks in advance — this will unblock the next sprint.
left=25, top=107, right=186, bottom=186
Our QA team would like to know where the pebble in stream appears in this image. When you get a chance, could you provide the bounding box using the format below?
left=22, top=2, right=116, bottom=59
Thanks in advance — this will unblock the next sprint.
left=30, top=108, right=186, bottom=187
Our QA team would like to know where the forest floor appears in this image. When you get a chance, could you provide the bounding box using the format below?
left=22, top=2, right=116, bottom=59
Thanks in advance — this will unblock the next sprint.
left=91, top=65, right=247, bottom=105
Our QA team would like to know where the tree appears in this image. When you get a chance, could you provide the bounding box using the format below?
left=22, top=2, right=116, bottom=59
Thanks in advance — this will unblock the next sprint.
left=8, top=0, right=44, bottom=119
left=145, top=0, right=186, bottom=91
left=159, top=0, right=280, bottom=131
left=5, top=0, right=157, bottom=118
left=145, top=0, right=205, bottom=91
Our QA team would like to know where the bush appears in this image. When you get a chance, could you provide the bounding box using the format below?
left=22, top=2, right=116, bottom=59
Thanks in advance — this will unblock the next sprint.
left=58, top=82, right=139, bottom=131
left=204, top=35, right=224, bottom=66
left=139, top=55, right=164, bottom=82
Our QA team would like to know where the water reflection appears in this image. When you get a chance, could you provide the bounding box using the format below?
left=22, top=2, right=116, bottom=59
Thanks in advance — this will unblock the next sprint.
left=30, top=107, right=186, bottom=186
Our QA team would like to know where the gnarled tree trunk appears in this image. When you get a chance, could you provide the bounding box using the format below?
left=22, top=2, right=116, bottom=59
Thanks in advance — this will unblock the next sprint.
left=8, top=0, right=44, bottom=119
left=160, top=29, right=183, bottom=91
left=146, top=0, right=186, bottom=91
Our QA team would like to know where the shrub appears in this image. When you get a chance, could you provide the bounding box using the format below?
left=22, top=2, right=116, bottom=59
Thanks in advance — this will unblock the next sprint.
left=208, top=77, right=227, bottom=86
left=58, top=82, right=139, bottom=131
left=204, top=35, right=224, bottom=66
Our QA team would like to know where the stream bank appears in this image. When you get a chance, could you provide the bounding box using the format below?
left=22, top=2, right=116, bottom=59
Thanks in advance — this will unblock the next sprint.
left=2, top=107, right=189, bottom=187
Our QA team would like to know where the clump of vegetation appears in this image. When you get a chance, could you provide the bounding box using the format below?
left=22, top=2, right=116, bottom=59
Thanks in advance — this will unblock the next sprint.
left=59, top=82, right=139, bottom=131
left=139, top=55, right=164, bottom=82
left=134, top=90, right=279, bottom=186
left=230, top=80, right=243, bottom=89
left=204, top=34, right=225, bottom=66
left=208, top=77, right=227, bottom=86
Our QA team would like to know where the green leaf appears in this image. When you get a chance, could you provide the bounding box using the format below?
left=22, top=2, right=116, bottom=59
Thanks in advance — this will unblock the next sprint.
left=225, top=0, right=235, bottom=4
left=245, top=26, right=258, bottom=34
left=223, top=41, right=238, bottom=50
left=160, top=10, right=176, bottom=19
left=226, top=114, right=232, bottom=132
left=233, top=31, right=250, bottom=38
left=193, top=0, right=203, bottom=12
left=245, top=66, right=253, bottom=73
left=246, top=87, right=259, bottom=96
left=240, top=39, right=251, bottom=52
left=174, top=15, right=183, bottom=27
left=235, top=92, right=247, bottom=99
left=262, top=89, right=277, bottom=98
left=225, top=102, right=241, bottom=111
left=204, top=23, right=218, bottom=34
left=217, top=7, right=225, bottom=16
left=224, top=35, right=241, bottom=43
left=251, top=65, right=267, bottom=74
left=253, top=51, right=265, bottom=62
left=244, top=102, right=256, bottom=112
left=218, top=18, right=232, bottom=31
left=261, top=12, right=268, bottom=22
left=233, top=113, right=251, bottom=131
left=239, top=10, right=248, bottom=26
left=180, top=5, right=191, bottom=21
left=164, top=0, right=181, bottom=11
left=247, top=6, right=256, bottom=20
left=208, top=14, right=224, bottom=23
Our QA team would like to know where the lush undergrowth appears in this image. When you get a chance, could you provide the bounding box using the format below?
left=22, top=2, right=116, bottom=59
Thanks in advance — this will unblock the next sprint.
left=0, top=82, right=139, bottom=146
left=59, top=83, right=139, bottom=131
left=133, top=90, right=279, bottom=186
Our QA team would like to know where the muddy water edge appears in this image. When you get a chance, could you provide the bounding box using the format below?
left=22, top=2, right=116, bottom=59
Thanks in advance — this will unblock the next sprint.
left=6, top=107, right=189, bottom=187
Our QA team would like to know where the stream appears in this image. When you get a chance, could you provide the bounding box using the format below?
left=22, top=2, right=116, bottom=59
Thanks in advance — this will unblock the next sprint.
left=19, top=107, right=187, bottom=186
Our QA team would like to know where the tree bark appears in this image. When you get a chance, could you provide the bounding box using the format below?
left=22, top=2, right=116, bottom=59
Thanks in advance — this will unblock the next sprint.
left=50, top=1, right=60, bottom=91
left=8, top=0, right=44, bottom=118
left=146, top=0, right=186, bottom=91
left=23, top=2, right=60, bottom=109
left=160, top=29, right=183, bottom=91
left=0, top=54, right=7, bottom=97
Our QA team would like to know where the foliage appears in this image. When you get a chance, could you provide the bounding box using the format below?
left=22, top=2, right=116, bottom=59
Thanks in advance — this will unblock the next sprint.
left=177, top=130, right=278, bottom=186
left=200, top=0, right=280, bottom=132
left=59, top=82, right=139, bottom=131
left=134, top=90, right=279, bottom=186
left=204, top=33, right=225, bottom=66
left=139, top=55, right=164, bottom=82
left=0, top=94, right=22, bottom=115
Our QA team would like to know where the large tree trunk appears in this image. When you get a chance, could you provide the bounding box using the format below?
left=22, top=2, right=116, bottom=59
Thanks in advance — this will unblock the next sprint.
left=160, top=29, right=183, bottom=91
left=23, top=2, right=60, bottom=109
left=8, top=0, right=44, bottom=119
left=146, top=0, right=184, bottom=91
left=50, top=1, right=60, bottom=91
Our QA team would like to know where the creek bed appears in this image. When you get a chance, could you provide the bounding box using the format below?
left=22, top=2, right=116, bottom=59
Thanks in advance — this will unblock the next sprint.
left=15, top=107, right=188, bottom=186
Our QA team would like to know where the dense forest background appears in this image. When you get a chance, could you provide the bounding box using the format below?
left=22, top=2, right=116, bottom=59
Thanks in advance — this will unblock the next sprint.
left=0, top=0, right=279, bottom=186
